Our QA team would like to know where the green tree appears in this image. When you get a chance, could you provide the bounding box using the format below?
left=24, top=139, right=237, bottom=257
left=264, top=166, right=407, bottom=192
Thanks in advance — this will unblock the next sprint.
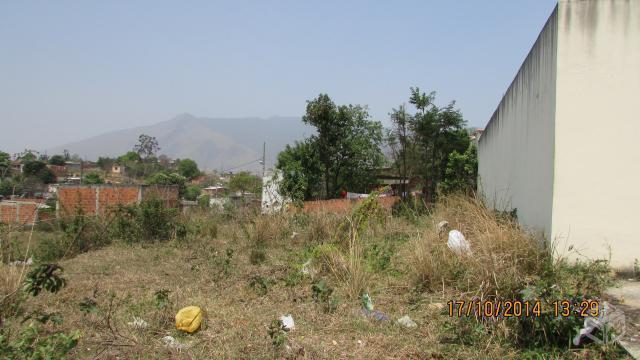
left=300, top=94, right=384, bottom=199
left=276, top=139, right=323, bottom=204
left=183, top=185, right=201, bottom=201
left=48, top=155, right=66, bottom=166
left=0, top=151, right=10, bottom=179
left=177, top=159, right=200, bottom=180
left=84, top=172, right=104, bottom=185
left=96, top=157, right=115, bottom=171
left=134, top=134, right=160, bottom=160
left=228, top=171, right=262, bottom=195
left=439, top=144, right=478, bottom=194
left=146, top=172, right=187, bottom=196
left=408, top=87, right=469, bottom=201
left=0, top=179, right=22, bottom=197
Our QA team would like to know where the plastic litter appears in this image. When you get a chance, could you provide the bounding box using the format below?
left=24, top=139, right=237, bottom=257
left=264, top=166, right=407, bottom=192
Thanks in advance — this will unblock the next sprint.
left=436, top=221, right=449, bottom=236
left=280, top=314, right=295, bottom=331
left=447, top=230, right=471, bottom=255
left=362, top=293, right=374, bottom=311
left=162, top=336, right=190, bottom=349
left=362, top=308, right=390, bottom=321
left=396, top=315, right=417, bottom=328
left=175, top=306, right=203, bottom=333
left=573, top=302, right=624, bottom=346
left=127, top=316, right=149, bottom=329
left=301, top=259, right=313, bottom=276
left=291, top=232, right=299, bottom=240
left=9, top=257, right=33, bottom=266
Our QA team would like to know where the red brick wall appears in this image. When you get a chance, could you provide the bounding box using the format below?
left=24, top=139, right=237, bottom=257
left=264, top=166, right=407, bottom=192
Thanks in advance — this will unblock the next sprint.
left=0, top=201, right=40, bottom=225
left=302, top=196, right=398, bottom=214
left=57, top=185, right=179, bottom=217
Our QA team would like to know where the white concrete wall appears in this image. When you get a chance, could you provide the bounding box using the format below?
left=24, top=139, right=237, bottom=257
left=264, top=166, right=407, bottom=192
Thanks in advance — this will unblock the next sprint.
left=553, top=0, right=640, bottom=267
left=478, top=7, right=558, bottom=237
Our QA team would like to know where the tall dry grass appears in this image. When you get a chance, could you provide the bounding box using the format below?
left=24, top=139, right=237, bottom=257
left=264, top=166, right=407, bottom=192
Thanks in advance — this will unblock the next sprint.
left=409, top=195, right=547, bottom=300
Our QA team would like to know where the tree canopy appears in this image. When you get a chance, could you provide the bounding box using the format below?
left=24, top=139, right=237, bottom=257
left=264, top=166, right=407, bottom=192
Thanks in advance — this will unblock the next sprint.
left=277, top=94, right=384, bottom=202
left=177, top=159, right=200, bottom=180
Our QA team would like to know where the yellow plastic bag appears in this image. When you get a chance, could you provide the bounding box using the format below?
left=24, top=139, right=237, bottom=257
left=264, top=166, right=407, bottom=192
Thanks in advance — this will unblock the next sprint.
left=175, top=306, right=203, bottom=333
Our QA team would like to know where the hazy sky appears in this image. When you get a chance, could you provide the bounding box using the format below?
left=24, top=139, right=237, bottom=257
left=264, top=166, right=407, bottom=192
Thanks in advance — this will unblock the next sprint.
left=1, top=0, right=557, bottom=153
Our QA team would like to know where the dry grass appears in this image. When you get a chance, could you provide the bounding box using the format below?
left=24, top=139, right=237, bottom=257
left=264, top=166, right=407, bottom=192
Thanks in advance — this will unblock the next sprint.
left=0, top=198, right=627, bottom=359
left=407, top=195, right=546, bottom=301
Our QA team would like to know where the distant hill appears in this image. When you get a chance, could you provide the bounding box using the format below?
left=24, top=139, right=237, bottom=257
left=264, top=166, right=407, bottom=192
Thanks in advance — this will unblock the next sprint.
left=48, top=114, right=313, bottom=173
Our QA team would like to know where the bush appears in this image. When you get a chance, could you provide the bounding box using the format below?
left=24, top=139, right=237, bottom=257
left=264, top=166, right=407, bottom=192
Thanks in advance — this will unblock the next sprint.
left=108, top=198, right=179, bottom=243
left=409, top=195, right=615, bottom=350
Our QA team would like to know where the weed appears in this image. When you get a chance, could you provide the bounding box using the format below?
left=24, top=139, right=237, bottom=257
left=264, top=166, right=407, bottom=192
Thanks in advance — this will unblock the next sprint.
left=79, top=297, right=98, bottom=315
left=267, top=319, right=287, bottom=348
left=0, top=324, right=80, bottom=359
left=153, top=289, right=171, bottom=309
left=23, top=264, right=66, bottom=296
left=634, top=258, right=640, bottom=280
left=248, top=275, right=273, bottom=296
left=311, top=279, right=338, bottom=313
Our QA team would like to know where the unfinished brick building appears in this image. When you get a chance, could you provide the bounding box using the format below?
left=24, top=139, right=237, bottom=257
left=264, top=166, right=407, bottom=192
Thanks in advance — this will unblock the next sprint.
left=56, top=184, right=179, bottom=217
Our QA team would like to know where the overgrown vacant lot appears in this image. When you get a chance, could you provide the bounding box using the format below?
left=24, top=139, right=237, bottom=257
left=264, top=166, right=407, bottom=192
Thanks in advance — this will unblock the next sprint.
left=0, top=197, right=629, bottom=359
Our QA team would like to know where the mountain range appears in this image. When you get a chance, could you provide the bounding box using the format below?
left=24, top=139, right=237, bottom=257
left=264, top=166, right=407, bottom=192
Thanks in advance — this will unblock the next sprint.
left=48, top=114, right=313, bottom=173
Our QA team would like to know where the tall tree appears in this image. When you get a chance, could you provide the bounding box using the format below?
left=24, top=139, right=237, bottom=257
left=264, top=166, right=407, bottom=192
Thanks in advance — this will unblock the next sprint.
left=134, top=134, right=160, bottom=160
left=276, top=139, right=323, bottom=204
left=48, top=155, right=66, bottom=166
left=0, top=151, right=10, bottom=179
left=408, top=87, right=468, bottom=202
left=301, top=94, right=384, bottom=199
left=177, top=159, right=200, bottom=180
left=387, top=105, right=419, bottom=198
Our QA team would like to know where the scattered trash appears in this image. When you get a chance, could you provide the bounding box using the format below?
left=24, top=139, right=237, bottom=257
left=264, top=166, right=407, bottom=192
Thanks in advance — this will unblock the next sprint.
left=280, top=314, right=295, bottom=331
left=291, top=232, right=299, bottom=240
left=362, top=293, right=374, bottom=311
left=332, top=340, right=338, bottom=345
left=162, top=336, right=190, bottom=350
left=573, top=302, right=625, bottom=346
left=447, top=230, right=471, bottom=255
left=301, top=259, right=314, bottom=276
left=436, top=221, right=449, bottom=236
left=362, top=308, right=390, bottom=321
left=357, top=339, right=364, bottom=347
left=396, top=315, right=417, bottom=328
left=127, top=316, right=149, bottom=329
left=361, top=293, right=389, bottom=321
left=9, top=257, right=33, bottom=266
left=175, top=306, right=203, bottom=333
left=428, top=303, right=444, bottom=311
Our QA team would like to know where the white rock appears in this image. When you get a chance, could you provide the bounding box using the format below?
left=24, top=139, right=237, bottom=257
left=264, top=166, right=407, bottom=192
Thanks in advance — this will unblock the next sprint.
left=162, top=336, right=190, bottom=349
left=396, top=315, right=417, bottom=328
left=127, top=317, right=149, bottom=329
left=280, top=314, right=295, bottom=331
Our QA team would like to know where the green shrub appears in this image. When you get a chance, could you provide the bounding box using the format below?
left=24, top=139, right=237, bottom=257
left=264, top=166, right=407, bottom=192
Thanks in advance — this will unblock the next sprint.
left=0, top=324, right=80, bottom=359
left=108, top=198, right=178, bottom=243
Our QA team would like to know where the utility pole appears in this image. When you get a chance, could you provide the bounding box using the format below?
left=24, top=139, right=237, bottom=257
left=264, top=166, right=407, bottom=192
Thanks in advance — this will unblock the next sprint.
left=262, top=142, right=266, bottom=178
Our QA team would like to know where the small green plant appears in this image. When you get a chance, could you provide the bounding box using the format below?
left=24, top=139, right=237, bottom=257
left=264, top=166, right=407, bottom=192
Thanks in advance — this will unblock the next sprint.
left=0, top=324, right=80, bottom=359
left=249, top=249, right=266, bottom=265
left=311, top=280, right=338, bottom=313
left=23, top=264, right=67, bottom=297
left=78, top=297, right=98, bottom=315
left=154, top=289, right=171, bottom=309
left=21, top=310, right=63, bottom=326
left=248, top=275, right=272, bottom=296
left=267, top=319, right=287, bottom=348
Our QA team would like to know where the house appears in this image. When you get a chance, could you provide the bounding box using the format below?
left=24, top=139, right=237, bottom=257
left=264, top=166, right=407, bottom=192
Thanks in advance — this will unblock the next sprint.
left=65, top=161, right=81, bottom=175
left=11, top=160, right=23, bottom=174
left=46, top=164, right=68, bottom=181
left=477, top=0, right=639, bottom=269
left=111, top=164, right=124, bottom=175
left=202, top=185, right=226, bottom=198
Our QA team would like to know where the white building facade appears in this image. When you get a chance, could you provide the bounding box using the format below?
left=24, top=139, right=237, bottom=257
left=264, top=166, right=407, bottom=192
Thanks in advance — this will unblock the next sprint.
left=478, top=0, right=640, bottom=269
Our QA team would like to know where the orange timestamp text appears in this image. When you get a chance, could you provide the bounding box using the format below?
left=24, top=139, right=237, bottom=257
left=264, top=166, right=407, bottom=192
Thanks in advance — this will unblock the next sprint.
left=447, top=299, right=600, bottom=318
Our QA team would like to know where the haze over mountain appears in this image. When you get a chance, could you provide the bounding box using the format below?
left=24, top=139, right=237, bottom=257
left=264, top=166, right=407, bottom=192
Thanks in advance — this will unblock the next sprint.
left=48, top=114, right=313, bottom=173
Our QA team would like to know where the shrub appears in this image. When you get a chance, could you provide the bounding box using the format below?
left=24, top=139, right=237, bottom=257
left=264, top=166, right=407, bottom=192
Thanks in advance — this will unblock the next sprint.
left=108, top=198, right=179, bottom=243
